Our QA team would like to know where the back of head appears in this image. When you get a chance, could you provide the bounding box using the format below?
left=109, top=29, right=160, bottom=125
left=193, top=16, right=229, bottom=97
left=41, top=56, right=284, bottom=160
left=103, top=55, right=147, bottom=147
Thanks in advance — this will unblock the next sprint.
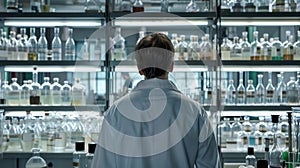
left=135, top=33, right=175, bottom=79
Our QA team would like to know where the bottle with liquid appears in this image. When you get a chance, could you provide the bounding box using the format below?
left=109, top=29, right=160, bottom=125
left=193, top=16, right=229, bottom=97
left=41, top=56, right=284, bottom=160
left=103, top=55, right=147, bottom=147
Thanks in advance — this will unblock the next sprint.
left=7, top=118, right=22, bottom=151
left=266, top=73, right=275, bottom=104
left=30, top=0, right=41, bottom=12
left=132, top=0, right=144, bottom=12
left=256, top=74, right=265, bottom=104
left=255, top=116, right=268, bottom=151
left=250, top=31, right=262, bottom=60
left=65, top=28, right=76, bottom=60
left=236, top=79, right=246, bottom=104
left=256, top=0, right=270, bottom=12
left=52, top=27, right=62, bottom=61
left=38, top=28, right=48, bottom=61
left=25, top=148, right=47, bottom=168
left=61, top=81, right=72, bottom=105
left=171, top=33, right=178, bottom=48
left=279, top=115, right=289, bottom=150
left=27, top=28, right=38, bottom=61
left=7, top=78, right=19, bottom=105
left=21, top=111, right=34, bottom=152
left=86, top=143, right=96, bottom=168
left=136, top=30, right=145, bottom=45
left=269, top=115, right=282, bottom=168
left=218, top=117, right=232, bottom=148
left=231, top=117, right=242, bottom=150
left=6, top=0, right=18, bottom=12
left=226, top=80, right=236, bottom=104
left=231, top=0, right=244, bottom=12
left=243, top=116, right=254, bottom=146
left=244, top=0, right=256, bottom=12
left=51, top=78, right=62, bottom=105
left=18, top=28, right=28, bottom=60
left=283, top=32, right=294, bottom=60
left=62, top=115, right=73, bottom=152
left=294, top=30, right=300, bottom=60
left=30, top=66, right=40, bottom=105
left=221, top=37, right=231, bottom=60
left=271, top=37, right=283, bottom=60
left=73, top=141, right=86, bottom=168
left=161, top=0, right=169, bottom=12
left=199, top=34, right=213, bottom=60
left=276, top=73, right=287, bottom=104
left=240, top=32, right=251, bottom=60
left=3, top=81, right=12, bottom=105
left=287, top=76, right=298, bottom=104
left=72, top=78, right=86, bottom=105
left=0, top=30, right=8, bottom=58
left=176, top=35, right=187, bottom=60
left=245, top=147, right=256, bottom=167
left=3, top=120, right=10, bottom=152
left=272, top=0, right=284, bottom=11
left=231, top=36, right=242, bottom=60
left=54, top=119, right=66, bottom=152
left=40, top=77, right=52, bottom=105
left=20, top=80, right=32, bottom=105
left=120, top=0, right=132, bottom=12
left=46, top=113, right=55, bottom=152
left=8, top=31, right=18, bottom=60
left=188, top=35, right=200, bottom=60
left=261, top=33, right=272, bottom=60
left=40, top=0, right=50, bottom=12
left=186, top=0, right=200, bottom=12
left=112, top=27, right=126, bottom=60
left=246, top=80, right=255, bottom=104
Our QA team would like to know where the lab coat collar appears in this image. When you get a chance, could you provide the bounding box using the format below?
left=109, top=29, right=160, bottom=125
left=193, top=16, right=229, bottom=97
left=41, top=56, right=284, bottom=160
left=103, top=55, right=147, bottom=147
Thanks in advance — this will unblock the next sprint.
left=132, top=78, right=180, bottom=92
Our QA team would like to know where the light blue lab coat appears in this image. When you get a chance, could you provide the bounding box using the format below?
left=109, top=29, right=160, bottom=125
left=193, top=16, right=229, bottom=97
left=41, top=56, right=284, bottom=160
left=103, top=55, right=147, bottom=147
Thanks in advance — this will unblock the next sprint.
left=92, top=78, right=220, bottom=168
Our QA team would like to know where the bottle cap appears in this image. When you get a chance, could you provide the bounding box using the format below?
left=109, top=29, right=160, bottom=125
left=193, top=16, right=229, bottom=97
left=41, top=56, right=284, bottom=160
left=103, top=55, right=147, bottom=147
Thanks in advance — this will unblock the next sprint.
left=256, top=160, right=268, bottom=168
left=88, top=143, right=97, bottom=154
left=75, top=141, right=85, bottom=151
left=271, top=115, right=279, bottom=123
left=247, top=147, right=254, bottom=155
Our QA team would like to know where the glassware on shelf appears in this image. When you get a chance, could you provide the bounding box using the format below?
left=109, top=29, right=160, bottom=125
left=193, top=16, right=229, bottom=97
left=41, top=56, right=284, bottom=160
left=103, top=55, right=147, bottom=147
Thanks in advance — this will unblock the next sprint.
left=62, top=115, right=73, bottom=152
left=79, top=37, right=89, bottom=60
left=186, top=0, right=200, bottom=12
left=266, top=73, right=275, bottom=104
left=279, top=115, right=289, bottom=150
left=269, top=115, right=282, bottom=168
left=8, top=31, right=18, bottom=60
left=54, top=119, right=66, bottom=152
left=6, top=0, right=18, bottom=12
left=256, top=0, right=271, bottom=12
left=221, top=0, right=233, bottom=12
left=231, top=117, right=242, bottom=150
left=245, top=147, right=256, bottom=167
left=3, top=120, right=10, bottom=152
left=112, top=27, right=127, bottom=60
left=27, top=28, right=38, bottom=61
left=240, top=32, right=250, bottom=60
left=25, top=148, right=47, bottom=168
left=51, top=78, right=62, bottom=105
left=243, top=116, right=254, bottom=146
left=40, top=77, right=52, bottom=105
left=218, top=117, right=232, bottom=148
left=276, top=73, right=287, bottom=104
left=73, top=141, right=87, bottom=168
left=18, top=28, right=28, bottom=60
left=236, top=79, right=246, bottom=104
left=250, top=31, right=262, bottom=60
left=171, top=33, right=178, bottom=48
left=21, top=111, right=34, bottom=152
left=246, top=80, right=255, bottom=104
left=244, top=0, right=256, bottom=12
left=0, top=30, right=8, bottom=58
left=294, top=30, right=300, bottom=60
left=176, top=35, right=188, bottom=60
left=283, top=32, right=294, bottom=60
left=199, top=34, right=213, bottom=60
left=61, top=81, right=72, bottom=106
left=9, top=78, right=20, bottom=105
left=120, top=0, right=132, bottom=12
left=71, top=78, right=86, bottom=106
left=7, top=118, right=22, bottom=151
left=20, top=80, right=32, bottom=105
left=71, top=117, right=85, bottom=146
left=272, top=0, right=285, bottom=11
left=226, top=80, right=236, bottom=104
left=221, top=37, right=232, bottom=60
left=256, top=74, right=265, bottom=104
left=52, top=27, right=62, bottom=61
left=161, top=0, right=169, bottom=12
left=261, top=33, right=272, bottom=60
left=132, top=0, right=144, bottom=12
left=2, top=80, right=12, bottom=105
left=37, top=28, right=48, bottom=61
left=271, top=37, right=283, bottom=60
left=287, top=76, right=298, bottom=104
left=86, top=143, right=96, bottom=168
left=231, top=0, right=244, bottom=12
left=30, top=66, right=40, bottom=105
left=188, top=35, right=200, bottom=60
left=65, top=28, right=76, bottom=60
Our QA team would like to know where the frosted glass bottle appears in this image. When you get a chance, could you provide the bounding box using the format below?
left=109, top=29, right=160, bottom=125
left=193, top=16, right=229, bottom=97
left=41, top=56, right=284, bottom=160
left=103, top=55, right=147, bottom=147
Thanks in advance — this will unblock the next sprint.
left=177, top=35, right=188, bottom=60
left=112, top=27, right=126, bottom=60
left=7, top=118, right=22, bottom=151
left=240, top=32, right=251, bottom=60
left=40, top=77, right=52, bottom=105
left=18, top=28, right=28, bottom=60
left=188, top=35, right=200, bottom=60
left=21, top=112, right=34, bottom=152
left=8, top=31, right=18, bottom=60
left=276, top=73, right=287, bottom=104
left=256, top=74, right=265, bottom=104
left=37, top=28, right=48, bottom=61
left=61, top=81, right=72, bottom=105
left=20, top=80, right=32, bottom=105
left=72, top=78, right=86, bottom=105
left=51, top=27, right=62, bottom=61
left=226, top=80, right=236, bottom=104
left=231, top=36, right=242, bottom=60
left=246, top=80, right=255, bottom=104
left=27, top=28, right=38, bottom=61
left=65, top=28, right=76, bottom=60
left=25, top=148, right=47, bottom=168
left=287, top=76, right=298, bottom=104
left=221, top=37, right=231, bottom=60
left=271, top=37, right=283, bottom=60
left=199, top=34, right=213, bottom=60
left=51, top=78, right=62, bottom=105
left=236, top=79, right=245, bottom=104
left=266, top=75, right=275, bottom=104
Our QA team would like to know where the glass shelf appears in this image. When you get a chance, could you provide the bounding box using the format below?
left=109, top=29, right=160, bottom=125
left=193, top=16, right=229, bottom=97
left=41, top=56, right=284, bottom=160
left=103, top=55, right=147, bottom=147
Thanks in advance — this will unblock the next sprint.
left=0, top=105, right=104, bottom=112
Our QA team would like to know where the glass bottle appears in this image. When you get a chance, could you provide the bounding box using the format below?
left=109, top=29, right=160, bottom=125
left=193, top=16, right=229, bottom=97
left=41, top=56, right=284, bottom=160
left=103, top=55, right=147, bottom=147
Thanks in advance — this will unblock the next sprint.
left=9, top=78, right=20, bottom=105
left=186, top=0, right=200, bottom=12
left=226, top=80, right=236, bottom=104
left=255, top=116, right=267, bottom=151
left=283, top=32, right=294, bottom=60
left=8, top=31, right=18, bottom=60
left=276, top=73, right=287, bottom=104
left=261, top=33, right=272, bottom=60
left=38, top=28, right=48, bottom=61
left=54, top=119, right=66, bottom=152
left=266, top=73, right=275, bottom=104
left=294, top=30, right=300, bottom=60
left=52, top=27, right=62, bottom=61
left=40, top=77, right=52, bottom=105
left=30, top=66, right=40, bottom=105
left=21, top=111, right=34, bottom=152
left=20, top=80, right=32, bottom=105
left=62, top=115, right=73, bottom=152
left=65, top=28, right=76, bottom=60
left=231, top=0, right=244, bottom=12
left=112, top=27, right=126, bottom=60
left=272, top=0, right=285, bottom=11
left=256, top=0, right=270, bottom=12
left=120, top=0, right=132, bottom=12
left=86, top=143, right=96, bottom=168
left=132, top=0, right=144, bottom=12
left=18, top=28, right=28, bottom=60
left=240, top=32, right=251, bottom=60
left=0, top=30, right=8, bottom=58
left=51, top=77, right=62, bottom=105
left=136, top=30, right=145, bottom=45
left=221, top=0, right=233, bottom=12
left=218, top=117, right=232, bottom=148
left=94, top=38, right=102, bottom=60
left=71, top=78, right=86, bottom=105
left=171, top=33, right=178, bottom=48
left=264, top=138, right=270, bottom=163
left=236, top=79, right=245, bottom=104
left=71, top=117, right=85, bottom=145
left=40, top=0, right=50, bottom=12
left=231, top=36, right=242, bottom=60
left=6, top=0, right=18, bottom=12
left=287, top=76, right=298, bottom=104
left=161, top=0, right=169, bottom=12
left=221, top=37, right=231, bottom=60
left=79, top=37, right=89, bottom=60
left=61, top=81, right=72, bottom=106
left=250, top=31, right=262, bottom=60
left=177, top=35, right=188, bottom=60
left=199, top=34, right=213, bottom=60
left=269, top=115, right=282, bottom=168
left=243, top=116, right=254, bottom=146
left=246, top=80, right=255, bottom=104
left=25, top=148, right=47, bottom=168
left=27, top=28, right=38, bottom=61
left=271, top=37, right=283, bottom=61
left=245, top=147, right=256, bottom=167
left=256, top=74, right=265, bottom=104
left=244, top=0, right=256, bottom=12
left=46, top=113, right=55, bottom=152
left=188, top=35, right=200, bottom=60
left=231, top=117, right=242, bottom=150
left=3, top=120, right=10, bottom=152
left=73, top=141, right=86, bottom=168
left=3, top=81, right=12, bottom=105
left=7, top=118, right=22, bottom=151
left=279, top=115, right=289, bottom=150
